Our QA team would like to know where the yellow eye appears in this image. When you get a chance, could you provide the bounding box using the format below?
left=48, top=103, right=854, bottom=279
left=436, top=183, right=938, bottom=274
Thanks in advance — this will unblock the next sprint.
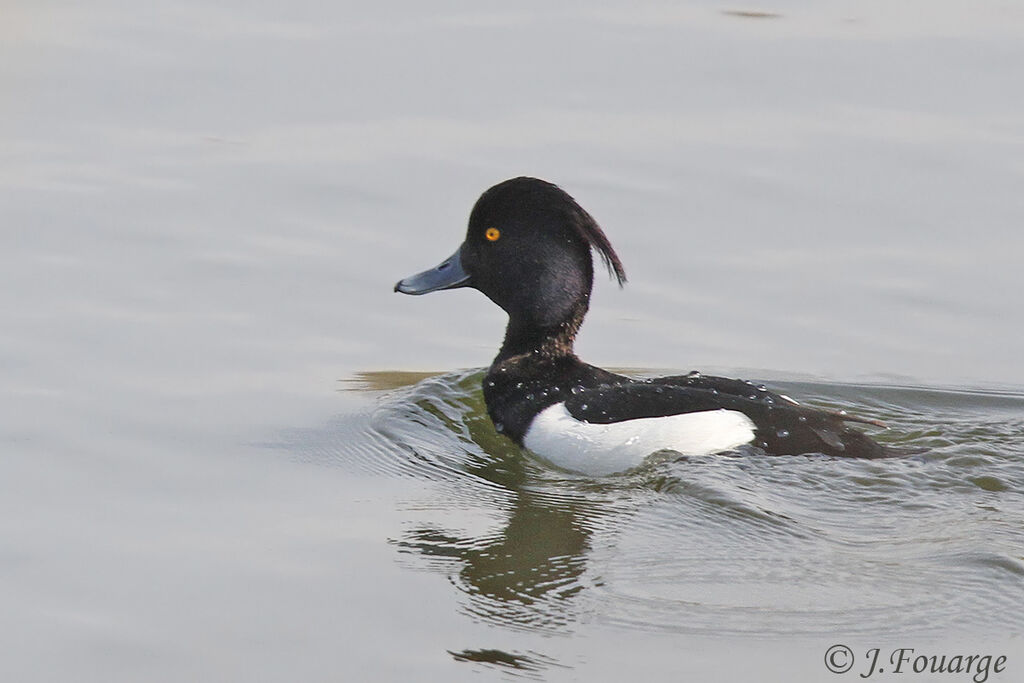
left=485, top=227, right=501, bottom=242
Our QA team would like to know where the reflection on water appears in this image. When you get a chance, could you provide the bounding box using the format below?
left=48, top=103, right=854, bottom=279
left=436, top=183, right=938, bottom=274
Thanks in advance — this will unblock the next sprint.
left=344, top=371, right=445, bottom=392
left=330, top=368, right=1024, bottom=667
left=371, top=370, right=604, bottom=633
left=397, top=493, right=590, bottom=632
left=449, top=647, right=565, bottom=679
left=721, top=10, right=781, bottom=20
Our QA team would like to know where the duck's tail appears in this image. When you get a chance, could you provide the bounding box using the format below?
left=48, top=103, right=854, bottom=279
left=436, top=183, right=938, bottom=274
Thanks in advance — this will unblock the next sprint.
left=759, top=407, right=922, bottom=459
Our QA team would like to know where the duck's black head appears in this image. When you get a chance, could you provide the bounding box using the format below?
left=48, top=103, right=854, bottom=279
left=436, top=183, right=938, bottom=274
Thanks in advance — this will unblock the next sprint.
left=395, top=177, right=626, bottom=357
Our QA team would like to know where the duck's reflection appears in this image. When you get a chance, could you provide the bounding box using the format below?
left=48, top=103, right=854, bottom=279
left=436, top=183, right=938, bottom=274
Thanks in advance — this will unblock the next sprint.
left=397, top=488, right=590, bottom=630
left=366, top=369, right=600, bottom=632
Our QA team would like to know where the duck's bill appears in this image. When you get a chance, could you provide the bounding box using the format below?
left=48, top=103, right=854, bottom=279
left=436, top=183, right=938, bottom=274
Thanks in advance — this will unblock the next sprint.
left=394, top=247, right=470, bottom=295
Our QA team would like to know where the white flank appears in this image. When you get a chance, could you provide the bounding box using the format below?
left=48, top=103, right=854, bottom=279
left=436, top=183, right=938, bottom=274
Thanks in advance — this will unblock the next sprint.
left=523, top=402, right=756, bottom=476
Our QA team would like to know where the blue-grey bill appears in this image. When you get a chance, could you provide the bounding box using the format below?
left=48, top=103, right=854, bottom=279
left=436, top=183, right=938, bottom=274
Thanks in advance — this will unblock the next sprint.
left=394, top=247, right=470, bottom=295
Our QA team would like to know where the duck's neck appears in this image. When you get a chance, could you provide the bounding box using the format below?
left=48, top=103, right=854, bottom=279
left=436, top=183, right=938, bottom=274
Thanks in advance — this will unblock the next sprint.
left=494, top=306, right=586, bottom=365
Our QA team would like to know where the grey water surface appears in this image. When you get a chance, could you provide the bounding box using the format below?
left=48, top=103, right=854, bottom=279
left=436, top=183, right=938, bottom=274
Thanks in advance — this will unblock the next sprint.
left=2, top=1, right=1023, bottom=681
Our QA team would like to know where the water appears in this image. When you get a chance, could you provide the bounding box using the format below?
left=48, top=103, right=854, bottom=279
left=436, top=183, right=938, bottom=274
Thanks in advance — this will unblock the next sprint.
left=348, top=371, right=1024, bottom=637
left=3, top=1, right=1024, bottom=681
left=284, top=370, right=1024, bottom=679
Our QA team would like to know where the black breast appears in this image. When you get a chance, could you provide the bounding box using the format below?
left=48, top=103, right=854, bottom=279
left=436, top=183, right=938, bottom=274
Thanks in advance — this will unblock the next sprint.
left=482, top=356, right=624, bottom=444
